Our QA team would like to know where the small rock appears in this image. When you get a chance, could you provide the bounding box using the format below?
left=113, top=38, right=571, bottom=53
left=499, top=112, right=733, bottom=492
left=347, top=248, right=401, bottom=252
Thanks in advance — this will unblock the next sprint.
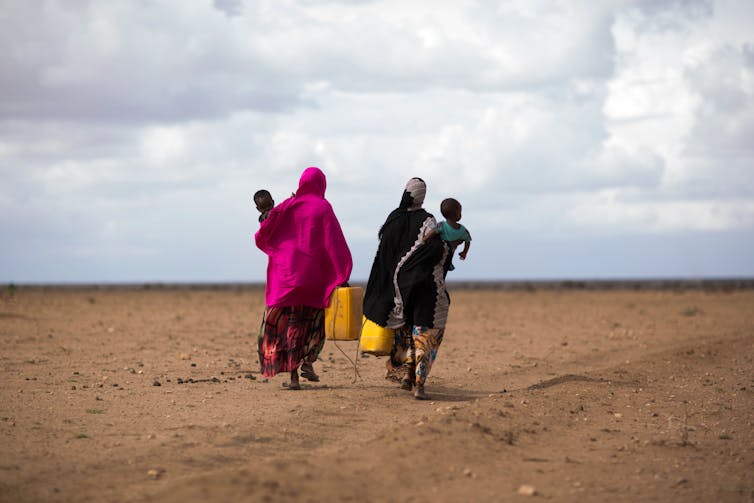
left=463, top=468, right=472, bottom=477
left=153, top=381, right=161, bottom=387
left=517, top=484, right=536, bottom=496
left=147, top=469, right=162, bottom=480
left=180, top=353, right=191, bottom=360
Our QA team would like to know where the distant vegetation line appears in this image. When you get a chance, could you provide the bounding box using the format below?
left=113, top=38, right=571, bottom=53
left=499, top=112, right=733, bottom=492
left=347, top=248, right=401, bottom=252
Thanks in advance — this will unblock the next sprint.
left=7, top=278, right=754, bottom=291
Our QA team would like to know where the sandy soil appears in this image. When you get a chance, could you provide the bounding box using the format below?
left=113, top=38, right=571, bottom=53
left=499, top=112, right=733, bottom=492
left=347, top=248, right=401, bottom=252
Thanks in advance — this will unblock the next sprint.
left=0, top=285, right=752, bottom=502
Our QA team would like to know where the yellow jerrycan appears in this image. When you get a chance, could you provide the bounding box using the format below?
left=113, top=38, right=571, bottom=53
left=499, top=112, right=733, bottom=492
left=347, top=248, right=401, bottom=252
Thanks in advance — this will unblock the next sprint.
left=359, top=317, right=393, bottom=356
left=324, top=286, right=364, bottom=340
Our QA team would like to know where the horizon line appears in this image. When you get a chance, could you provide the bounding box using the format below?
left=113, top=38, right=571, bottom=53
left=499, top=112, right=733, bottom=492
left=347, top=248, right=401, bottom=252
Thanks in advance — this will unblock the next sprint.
left=5, top=277, right=754, bottom=291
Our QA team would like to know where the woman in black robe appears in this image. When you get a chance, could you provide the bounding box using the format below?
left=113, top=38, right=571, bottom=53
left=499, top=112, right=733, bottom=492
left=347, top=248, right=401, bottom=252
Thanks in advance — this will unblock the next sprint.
left=363, top=178, right=450, bottom=400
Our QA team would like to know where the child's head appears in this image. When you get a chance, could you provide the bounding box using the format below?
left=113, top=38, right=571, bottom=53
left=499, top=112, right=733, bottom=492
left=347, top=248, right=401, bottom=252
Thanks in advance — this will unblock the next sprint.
left=440, top=198, right=462, bottom=222
left=254, top=189, right=274, bottom=212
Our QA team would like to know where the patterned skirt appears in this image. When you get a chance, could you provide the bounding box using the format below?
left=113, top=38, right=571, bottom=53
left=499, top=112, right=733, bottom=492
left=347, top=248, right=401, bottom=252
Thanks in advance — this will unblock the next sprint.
left=258, top=305, right=325, bottom=378
left=386, top=325, right=445, bottom=386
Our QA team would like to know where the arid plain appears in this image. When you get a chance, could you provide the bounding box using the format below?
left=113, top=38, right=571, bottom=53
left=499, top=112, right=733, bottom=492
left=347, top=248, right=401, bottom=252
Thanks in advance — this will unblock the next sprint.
left=1, top=284, right=752, bottom=502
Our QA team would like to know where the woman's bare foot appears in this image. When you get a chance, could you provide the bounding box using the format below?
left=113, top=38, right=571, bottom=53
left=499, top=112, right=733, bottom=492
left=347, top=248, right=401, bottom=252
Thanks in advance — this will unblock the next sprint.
left=289, top=369, right=301, bottom=390
left=402, top=363, right=416, bottom=391
left=300, top=362, right=319, bottom=382
left=414, top=384, right=428, bottom=400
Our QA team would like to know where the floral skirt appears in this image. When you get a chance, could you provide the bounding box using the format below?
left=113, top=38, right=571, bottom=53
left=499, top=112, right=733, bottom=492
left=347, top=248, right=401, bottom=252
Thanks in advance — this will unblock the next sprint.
left=258, top=305, right=325, bottom=378
left=386, top=325, right=445, bottom=386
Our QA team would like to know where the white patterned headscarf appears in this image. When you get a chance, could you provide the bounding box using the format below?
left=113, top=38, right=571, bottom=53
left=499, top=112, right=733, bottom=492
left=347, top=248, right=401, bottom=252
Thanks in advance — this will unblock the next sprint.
left=403, top=177, right=426, bottom=211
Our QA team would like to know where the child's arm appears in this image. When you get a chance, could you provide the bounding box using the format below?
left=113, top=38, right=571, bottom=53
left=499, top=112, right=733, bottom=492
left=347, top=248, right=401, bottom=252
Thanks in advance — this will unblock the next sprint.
left=423, top=227, right=438, bottom=242
left=458, top=240, right=470, bottom=260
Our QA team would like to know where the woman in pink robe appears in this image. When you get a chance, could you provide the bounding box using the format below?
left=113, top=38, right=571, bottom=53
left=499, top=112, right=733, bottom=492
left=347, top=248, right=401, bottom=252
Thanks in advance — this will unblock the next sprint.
left=255, top=167, right=352, bottom=389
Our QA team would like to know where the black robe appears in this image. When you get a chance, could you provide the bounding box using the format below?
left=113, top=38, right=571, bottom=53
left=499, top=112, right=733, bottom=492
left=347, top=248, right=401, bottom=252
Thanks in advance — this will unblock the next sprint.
left=363, top=206, right=450, bottom=329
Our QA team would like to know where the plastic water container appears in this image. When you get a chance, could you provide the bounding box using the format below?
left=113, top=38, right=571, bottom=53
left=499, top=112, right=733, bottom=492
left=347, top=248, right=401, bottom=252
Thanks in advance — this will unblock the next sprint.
left=359, top=317, right=393, bottom=356
left=324, top=287, right=363, bottom=340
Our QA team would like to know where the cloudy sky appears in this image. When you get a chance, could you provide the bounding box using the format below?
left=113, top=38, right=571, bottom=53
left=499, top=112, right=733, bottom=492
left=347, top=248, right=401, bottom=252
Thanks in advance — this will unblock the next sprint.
left=1, top=0, right=753, bottom=283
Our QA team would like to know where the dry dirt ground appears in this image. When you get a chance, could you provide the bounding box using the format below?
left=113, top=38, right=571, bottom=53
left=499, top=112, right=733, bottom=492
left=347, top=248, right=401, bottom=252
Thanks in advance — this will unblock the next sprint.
left=0, top=285, right=753, bottom=502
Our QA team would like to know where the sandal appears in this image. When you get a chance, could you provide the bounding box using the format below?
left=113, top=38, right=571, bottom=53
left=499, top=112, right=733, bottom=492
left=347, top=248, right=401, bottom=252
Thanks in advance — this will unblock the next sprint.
left=300, top=362, right=319, bottom=382
left=400, top=378, right=414, bottom=390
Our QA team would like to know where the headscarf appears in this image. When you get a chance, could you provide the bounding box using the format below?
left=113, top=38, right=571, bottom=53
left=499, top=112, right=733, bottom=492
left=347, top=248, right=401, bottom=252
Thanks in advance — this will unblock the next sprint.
left=255, top=167, right=352, bottom=309
left=364, top=177, right=449, bottom=329
left=403, top=177, right=426, bottom=210
left=379, top=177, right=426, bottom=239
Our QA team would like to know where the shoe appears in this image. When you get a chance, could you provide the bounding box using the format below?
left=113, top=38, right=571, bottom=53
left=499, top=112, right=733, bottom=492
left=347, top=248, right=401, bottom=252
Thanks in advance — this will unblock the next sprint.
left=400, top=378, right=413, bottom=390
left=414, top=384, right=429, bottom=400
left=289, top=369, right=301, bottom=390
left=300, top=362, right=319, bottom=382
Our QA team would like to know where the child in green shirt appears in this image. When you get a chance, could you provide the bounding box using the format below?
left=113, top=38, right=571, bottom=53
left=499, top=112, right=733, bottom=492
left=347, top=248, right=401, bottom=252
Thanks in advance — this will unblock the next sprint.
left=424, top=197, right=471, bottom=271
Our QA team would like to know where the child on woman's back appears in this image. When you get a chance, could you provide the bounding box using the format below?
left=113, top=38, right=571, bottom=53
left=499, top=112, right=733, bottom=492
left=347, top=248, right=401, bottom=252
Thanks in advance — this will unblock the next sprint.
left=254, top=189, right=275, bottom=223
left=424, top=197, right=471, bottom=271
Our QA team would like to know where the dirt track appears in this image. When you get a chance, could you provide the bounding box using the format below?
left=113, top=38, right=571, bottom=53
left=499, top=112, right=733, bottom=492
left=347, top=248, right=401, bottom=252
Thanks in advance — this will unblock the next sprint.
left=1, top=286, right=752, bottom=502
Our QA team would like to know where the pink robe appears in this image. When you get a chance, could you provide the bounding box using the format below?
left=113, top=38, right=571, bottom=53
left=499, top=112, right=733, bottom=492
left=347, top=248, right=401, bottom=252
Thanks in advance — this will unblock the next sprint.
left=255, top=167, right=352, bottom=308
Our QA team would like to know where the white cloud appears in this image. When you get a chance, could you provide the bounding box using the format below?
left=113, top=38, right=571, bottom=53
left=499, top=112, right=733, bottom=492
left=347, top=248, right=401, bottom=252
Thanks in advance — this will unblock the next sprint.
left=0, top=1, right=302, bottom=121
left=685, top=44, right=754, bottom=155
left=603, top=0, right=754, bottom=210
left=213, top=0, right=243, bottom=17
left=1, top=0, right=752, bottom=282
